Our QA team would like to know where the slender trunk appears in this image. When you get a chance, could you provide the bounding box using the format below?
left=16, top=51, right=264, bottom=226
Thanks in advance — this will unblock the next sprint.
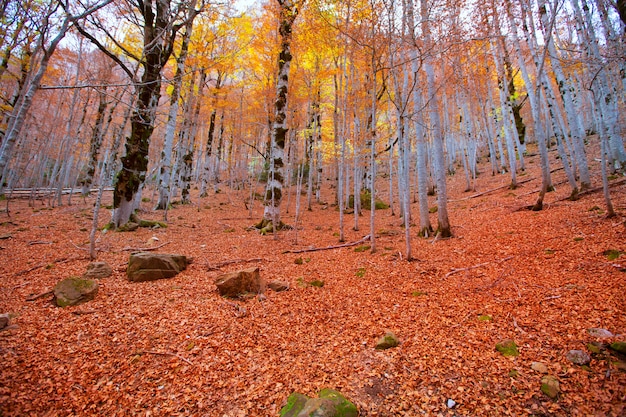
left=422, top=0, right=451, bottom=238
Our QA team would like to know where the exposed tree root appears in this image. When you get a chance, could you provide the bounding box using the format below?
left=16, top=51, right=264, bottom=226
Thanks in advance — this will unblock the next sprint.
left=26, top=290, right=53, bottom=302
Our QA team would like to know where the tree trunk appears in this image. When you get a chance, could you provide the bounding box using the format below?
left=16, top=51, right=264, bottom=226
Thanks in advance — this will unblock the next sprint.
left=422, top=0, right=451, bottom=238
left=261, top=0, right=299, bottom=228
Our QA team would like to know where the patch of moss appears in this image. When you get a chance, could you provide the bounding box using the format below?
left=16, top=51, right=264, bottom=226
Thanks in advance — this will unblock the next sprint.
left=309, top=280, right=324, bottom=288
left=428, top=206, right=438, bottom=213
left=478, top=315, right=492, bottom=321
left=411, top=291, right=426, bottom=297
left=573, top=236, right=584, bottom=242
left=603, top=249, right=623, bottom=261
left=138, top=219, right=167, bottom=229
left=508, top=369, right=519, bottom=378
left=609, top=341, right=626, bottom=354
left=355, top=268, right=366, bottom=278
left=354, top=245, right=371, bottom=253
left=544, top=248, right=555, bottom=255
left=496, top=339, right=519, bottom=357
left=294, top=257, right=304, bottom=265
left=141, top=197, right=151, bottom=202
left=375, top=332, right=399, bottom=350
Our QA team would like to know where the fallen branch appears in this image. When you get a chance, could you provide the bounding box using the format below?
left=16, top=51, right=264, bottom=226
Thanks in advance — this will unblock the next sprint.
left=137, top=350, right=193, bottom=366
left=14, top=255, right=86, bottom=276
left=445, top=256, right=514, bottom=278
left=282, top=234, right=371, bottom=254
left=206, top=258, right=265, bottom=271
left=121, top=241, right=170, bottom=252
left=26, top=290, right=53, bottom=302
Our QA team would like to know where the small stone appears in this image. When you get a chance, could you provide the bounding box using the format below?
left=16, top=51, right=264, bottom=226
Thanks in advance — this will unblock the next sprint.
left=375, top=332, right=400, bottom=350
left=446, top=399, right=456, bottom=408
left=609, top=342, right=626, bottom=354
left=541, top=375, right=560, bottom=399
left=566, top=349, right=591, bottom=365
left=268, top=280, right=289, bottom=292
left=83, top=261, right=113, bottom=279
left=587, top=328, right=614, bottom=338
left=0, top=313, right=9, bottom=330
left=531, top=361, right=549, bottom=374
left=496, top=339, right=519, bottom=357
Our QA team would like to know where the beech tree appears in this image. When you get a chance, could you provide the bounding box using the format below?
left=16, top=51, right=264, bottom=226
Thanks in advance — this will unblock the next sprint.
left=75, top=0, right=204, bottom=227
left=257, top=0, right=302, bottom=232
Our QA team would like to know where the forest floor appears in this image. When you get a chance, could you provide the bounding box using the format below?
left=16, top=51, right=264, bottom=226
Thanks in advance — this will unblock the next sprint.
left=1, top=144, right=625, bottom=416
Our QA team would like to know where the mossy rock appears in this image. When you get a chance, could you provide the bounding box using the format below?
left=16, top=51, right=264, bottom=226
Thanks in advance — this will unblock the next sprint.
left=375, top=332, right=399, bottom=350
left=609, top=341, right=626, bottom=355
left=117, top=222, right=139, bottom=232
left=279, top=390, right=357, bottom=417
left=279, top=392, right=309, bottom=417
left=348, top=191, right=389, bottom=210
left=53, top=277, right=98, bottom=307
left=496, top=339, right=519, bottom=357
left=138, top=219, right=167, bottom=229
left=540, top=375, right=560, bottom=399
left=318, top=389, right=358, bottom=417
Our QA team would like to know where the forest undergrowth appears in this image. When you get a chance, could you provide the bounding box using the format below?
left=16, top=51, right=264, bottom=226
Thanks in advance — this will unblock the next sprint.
left=0, top=147, right=625, bottom=416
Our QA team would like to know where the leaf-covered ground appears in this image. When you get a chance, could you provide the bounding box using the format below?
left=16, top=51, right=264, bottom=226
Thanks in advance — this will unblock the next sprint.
left=1, top=147, right=625, bottom=416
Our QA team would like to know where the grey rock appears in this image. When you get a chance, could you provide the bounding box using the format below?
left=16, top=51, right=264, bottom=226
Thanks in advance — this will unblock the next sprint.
left=587, top=328, right=614, bottom=338
left=83, top=262, right=113, bottom=279
left=566, top=349, right=591, bottom=365
left=127, top=253, right=189, bottom=282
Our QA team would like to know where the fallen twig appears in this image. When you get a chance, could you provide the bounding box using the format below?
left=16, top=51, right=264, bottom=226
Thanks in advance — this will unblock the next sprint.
left=282, top=234, right=371, bottom=254
left=14, top=256, right=86, bottom=276
left=28, top=240, right=53, bottom=246
left=206, top=257, right=265, bottom=271
left=26, top=290, right=53, bottom=302
left=512, top=316, right=528, bottom=334
left=71, top=310, right=98, bottom=315
left=138, top=350, right=193, bottom=366
left=12, top=282, right=29, bottom=290
left=121, top=241, right=170, bottom=252
left=445, top=256, right=514, bottom=278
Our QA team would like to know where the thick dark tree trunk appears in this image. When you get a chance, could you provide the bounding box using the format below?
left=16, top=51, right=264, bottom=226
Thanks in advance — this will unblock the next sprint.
left=260, top=0, right=300, bottom=231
